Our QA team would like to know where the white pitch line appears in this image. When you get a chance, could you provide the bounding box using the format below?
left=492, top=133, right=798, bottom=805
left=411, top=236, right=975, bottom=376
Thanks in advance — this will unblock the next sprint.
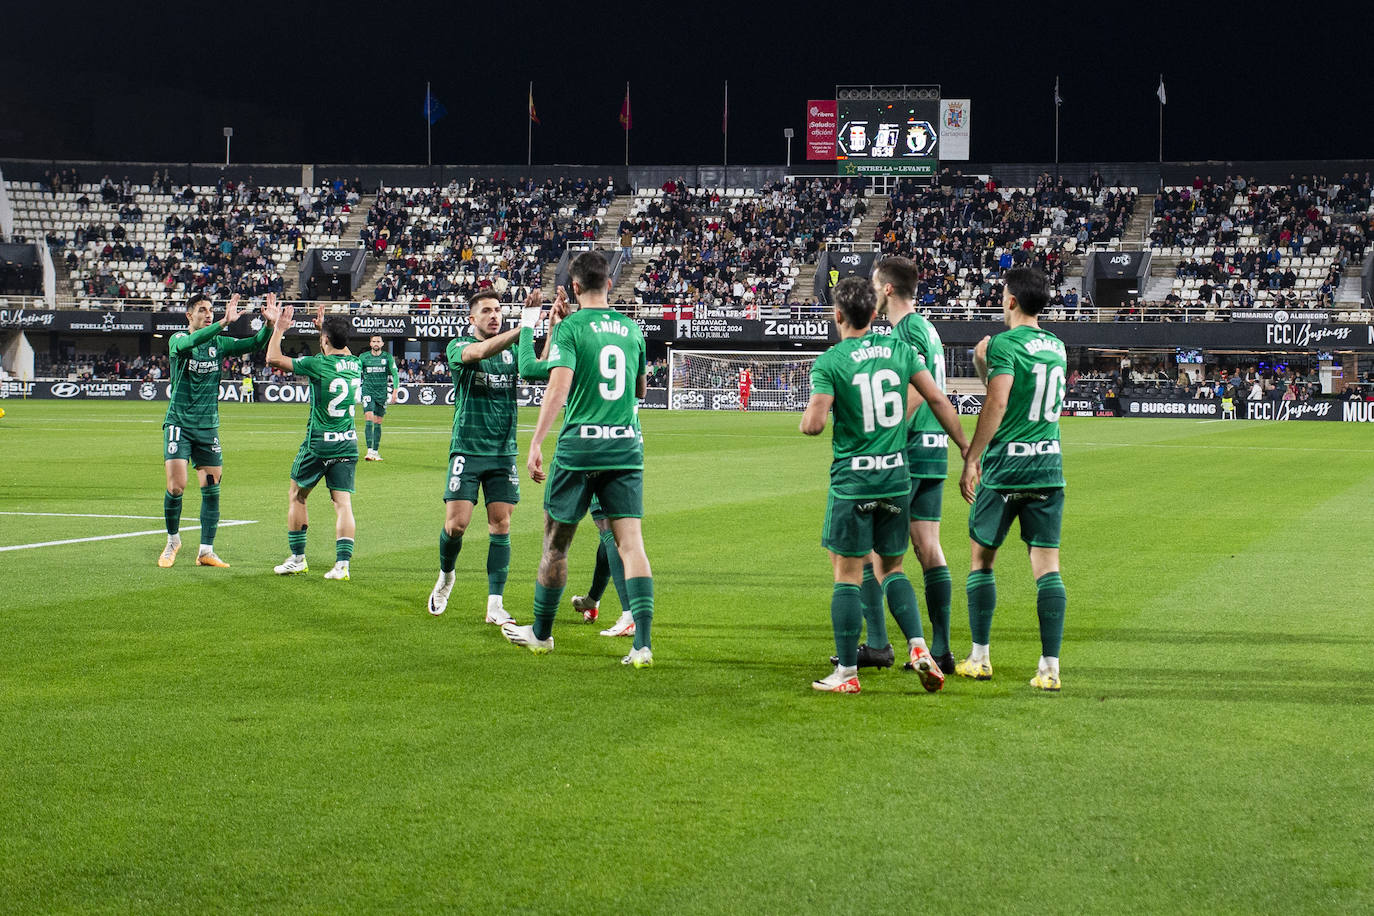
left=0, top=519, right=257, bottom=552
left=0, top=511, right=203, bottom=521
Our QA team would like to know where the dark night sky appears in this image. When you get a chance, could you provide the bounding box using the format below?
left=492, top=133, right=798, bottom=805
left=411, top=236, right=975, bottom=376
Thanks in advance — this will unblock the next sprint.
left=4, top=0, right=1371, bottom=168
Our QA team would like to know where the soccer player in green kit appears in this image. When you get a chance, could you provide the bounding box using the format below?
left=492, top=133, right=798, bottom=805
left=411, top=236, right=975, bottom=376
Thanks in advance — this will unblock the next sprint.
left=501, top=250, right=657, bottom=668
left=158, top=292, right=272, bottom=569
left=359, top=335, right=399, bottom=461
left=265, top=306, right=363, bottom=581
left=957, top=267, right=1069, bottom=691
left=426, top=289, right=544, bottom=623
left=802, top=276, right=967, bottom=694
left=839, top=256, right=964, bottom=674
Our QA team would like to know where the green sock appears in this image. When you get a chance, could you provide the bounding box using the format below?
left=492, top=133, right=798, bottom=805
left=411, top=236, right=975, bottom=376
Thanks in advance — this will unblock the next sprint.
left=830, top=583, right=863, bottom=668
left=924, top=566, right=953, bottom=656
left=288, top=527, right=307, bottom=556
left=860, top=564, right=888, bottom=649
left=198, top=483, right=220, bottom=547
left=1036, top=572, right=1067, bottom=658
left=364, top=421, right=375, bottom=450
left=372, top=423, right=382, bottom=451
left=164, top=490, right=182, bottom=536
left=967, top=569, right=996, bottom=645
left=627, top=576, right=654, bottom=649
left=439, top=528, right=462, bottom=573
left=486, top=534, right=511, bottom=597
left=602, top=530, right=630, bottom=611
left=336, top=537, right=354, bottom=563
left=587, top=535, right=611, bottom=602
left=883, top=572, right=924, bottom=641
left=533, top=581, right=563, bottom=641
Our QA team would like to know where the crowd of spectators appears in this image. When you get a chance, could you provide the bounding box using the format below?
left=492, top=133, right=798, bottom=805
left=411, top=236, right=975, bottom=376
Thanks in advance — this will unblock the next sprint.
left=869, top=173, right=1134, bottom=315
left=365, top=177, right=613, bottom=306
left=33, top=173, right=361, bottom=308
left=1062, top=357, right=1344, bottom=407
left=627, top=178, right=865, bottom=312
left=1145, top=174, right=1374, bottom=315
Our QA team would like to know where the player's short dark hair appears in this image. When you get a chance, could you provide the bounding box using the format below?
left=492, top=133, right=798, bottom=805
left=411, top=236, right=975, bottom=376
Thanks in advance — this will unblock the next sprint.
left=832, top=276, right=876, bottom=329
left=185, top=293, right=210, bottom=312
left=468, top=290, right=502, bottom=309
left=322, top=316, right=349, bottom=349
left=368, top=333, right=383, bottom=341
left=570, top=250, right=609, bottom=294
left=874, top=256, right=919, bottom=301
left=1003, top=267, right=1051, bottom=315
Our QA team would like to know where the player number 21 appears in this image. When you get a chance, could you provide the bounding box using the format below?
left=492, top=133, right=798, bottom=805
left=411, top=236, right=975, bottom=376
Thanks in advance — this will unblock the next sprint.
left=326, top=378, right=361, bottom=418
left=851, top=369, right=903, bottom=432
left=599, top=346, right=625, bottom=400
left=1028, top=364, right=1065, bottom=423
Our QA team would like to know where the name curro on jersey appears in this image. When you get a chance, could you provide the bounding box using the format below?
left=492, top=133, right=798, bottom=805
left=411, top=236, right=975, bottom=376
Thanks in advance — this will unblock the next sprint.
left=849, top=344, right=893, bottom=362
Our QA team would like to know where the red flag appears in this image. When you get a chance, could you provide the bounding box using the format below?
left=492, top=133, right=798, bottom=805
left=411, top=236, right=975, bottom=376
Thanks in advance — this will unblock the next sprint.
left=619, top=85, right=632, bottom=131
left=529, top=88, right=539, bottom=125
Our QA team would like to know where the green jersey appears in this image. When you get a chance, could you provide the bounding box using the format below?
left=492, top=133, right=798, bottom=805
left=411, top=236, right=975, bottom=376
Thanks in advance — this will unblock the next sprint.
left=445, top=336, right=520, bottom=457
left=358, top=350, right=399, bottom=398
left=891, top=311, right=948, bottom=478
left=810, top=331, right=923, bottom=499
left=291, top=353, right=363, bottom=460
left=980, top=325, right=1066, bottom=489
left=164, top=321, right=270, bottom=429
left=546, top=309, right=647, bottom=471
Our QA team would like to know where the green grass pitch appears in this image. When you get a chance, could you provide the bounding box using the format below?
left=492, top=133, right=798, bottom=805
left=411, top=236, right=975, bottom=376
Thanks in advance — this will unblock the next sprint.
left=0, top=401, right=1371, bottom=913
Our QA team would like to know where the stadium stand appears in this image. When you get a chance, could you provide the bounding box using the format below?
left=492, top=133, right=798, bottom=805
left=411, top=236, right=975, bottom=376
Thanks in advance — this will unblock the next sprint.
left=620, top=178, right=867, bottom=315
left=363, top=177, right=613, bottom=310
left=871, top=174, right=1137, bottom=318
left=1144, top=175, right=1373, bottom=319
left=7, top=176, right=356, bottom=307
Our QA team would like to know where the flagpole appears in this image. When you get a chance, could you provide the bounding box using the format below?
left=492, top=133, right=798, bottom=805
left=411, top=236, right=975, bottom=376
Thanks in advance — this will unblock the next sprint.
left=1158, top=74, right=1164, bottom=163
left=723, top=80, right=729, bottom=167
left=625, top=81, right=630, bottom=167
left=427, top=81, right=432, bottom=167
left=1054, top=76, right=1060, bottom=177
left=527, top=81, right=533, bottom=168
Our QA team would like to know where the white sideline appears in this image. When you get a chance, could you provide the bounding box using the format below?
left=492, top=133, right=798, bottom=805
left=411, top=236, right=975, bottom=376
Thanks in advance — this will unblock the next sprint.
left=0, top=511, right=185, bottom=520
left=0, top=515, right=258, bottom=552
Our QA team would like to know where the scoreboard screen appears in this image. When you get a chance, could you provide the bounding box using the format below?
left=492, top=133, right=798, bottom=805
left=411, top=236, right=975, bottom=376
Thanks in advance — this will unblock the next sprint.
left=836, top=99, right=940, bottom=177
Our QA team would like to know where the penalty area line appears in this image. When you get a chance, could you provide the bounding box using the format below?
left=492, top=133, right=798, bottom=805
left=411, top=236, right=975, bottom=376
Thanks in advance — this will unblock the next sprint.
left=0, top=519, right=258, bottom=552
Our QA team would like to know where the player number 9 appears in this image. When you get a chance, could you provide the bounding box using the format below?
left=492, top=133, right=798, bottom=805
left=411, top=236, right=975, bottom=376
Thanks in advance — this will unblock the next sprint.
left=599, top=346, right=625, bottom=400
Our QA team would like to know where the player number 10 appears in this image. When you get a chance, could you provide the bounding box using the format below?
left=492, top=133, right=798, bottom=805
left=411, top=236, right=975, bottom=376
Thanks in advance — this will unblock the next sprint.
left=1028, top=364, right=1065, bottom=423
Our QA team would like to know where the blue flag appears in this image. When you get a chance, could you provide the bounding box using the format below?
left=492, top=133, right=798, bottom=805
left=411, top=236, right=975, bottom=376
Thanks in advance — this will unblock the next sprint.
left=424, top=88, right=447, bottom=125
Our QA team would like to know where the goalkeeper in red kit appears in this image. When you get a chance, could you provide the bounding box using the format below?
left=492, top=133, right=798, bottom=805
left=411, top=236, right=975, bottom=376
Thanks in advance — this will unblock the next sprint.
left=738, top=367, right=752, bottom=410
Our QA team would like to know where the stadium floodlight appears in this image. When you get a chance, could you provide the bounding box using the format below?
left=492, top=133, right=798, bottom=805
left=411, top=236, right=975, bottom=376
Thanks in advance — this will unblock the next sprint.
left=223, top=127, right=234, bottom=167
left=784, top=128, right=794, bottom=167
